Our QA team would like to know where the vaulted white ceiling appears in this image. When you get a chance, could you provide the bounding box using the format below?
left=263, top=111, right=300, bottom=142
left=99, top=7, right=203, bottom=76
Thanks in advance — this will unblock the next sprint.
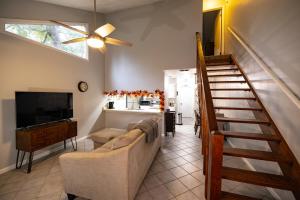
left=35, top=0, right=163, bottom=14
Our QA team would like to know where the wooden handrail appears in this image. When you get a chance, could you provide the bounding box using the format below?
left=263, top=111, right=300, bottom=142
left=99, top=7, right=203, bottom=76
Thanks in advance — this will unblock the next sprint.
left=228, top=27, right=300, bottom=110
left=196, top=32, right=223, bottom=200
left=196, top=32, right=218, bottom=132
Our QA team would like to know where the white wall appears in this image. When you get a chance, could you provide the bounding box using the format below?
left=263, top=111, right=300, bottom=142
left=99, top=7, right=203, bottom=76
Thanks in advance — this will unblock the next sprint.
left=104, top=0, right=202, bottom=91
left=176, top=71, right=196, bottom=118
left=0, top=0, right=106, bottom=172
left=224, top=0, right=300, bottom=199
left=0, top=0, right=203, bottom=173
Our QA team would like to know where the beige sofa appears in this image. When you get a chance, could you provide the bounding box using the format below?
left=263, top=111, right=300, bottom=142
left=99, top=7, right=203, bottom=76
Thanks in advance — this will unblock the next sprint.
left=59, top=128, right=161, bottom=200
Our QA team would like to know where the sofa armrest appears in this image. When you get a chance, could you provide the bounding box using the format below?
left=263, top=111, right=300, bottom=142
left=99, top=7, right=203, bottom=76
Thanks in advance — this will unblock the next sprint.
left=59, top=150, right=129, bottom=200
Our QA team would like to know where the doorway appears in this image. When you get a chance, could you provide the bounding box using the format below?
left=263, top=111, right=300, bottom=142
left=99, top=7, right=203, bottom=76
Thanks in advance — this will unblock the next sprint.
left=203, top=9, right=222, bottom=56
left=164, top=69, right=197, bottom=125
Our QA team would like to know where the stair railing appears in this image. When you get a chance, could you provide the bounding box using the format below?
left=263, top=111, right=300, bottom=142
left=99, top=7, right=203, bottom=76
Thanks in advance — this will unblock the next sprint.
left=196, top=32, right=224, bottom=200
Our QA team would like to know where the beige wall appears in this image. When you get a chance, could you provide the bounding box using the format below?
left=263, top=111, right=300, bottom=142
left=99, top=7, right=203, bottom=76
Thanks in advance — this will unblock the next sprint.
left=104, top=0, right=202, bottom=91
left=224, top=0, right=300, bottom=199
left=225, top=0, right=300, bottom=160
left=0, top=0, right=106, bottom=172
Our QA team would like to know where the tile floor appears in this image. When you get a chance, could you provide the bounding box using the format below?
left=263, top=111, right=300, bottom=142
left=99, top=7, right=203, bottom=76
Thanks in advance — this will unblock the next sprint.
left=0, top=124, right=276, bottom=200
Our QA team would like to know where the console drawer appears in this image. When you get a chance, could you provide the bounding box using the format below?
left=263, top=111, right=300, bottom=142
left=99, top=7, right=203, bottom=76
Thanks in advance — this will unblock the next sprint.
left=31, top=130, right=45, bottom=150
left=43, top=124, right=67, bottom=146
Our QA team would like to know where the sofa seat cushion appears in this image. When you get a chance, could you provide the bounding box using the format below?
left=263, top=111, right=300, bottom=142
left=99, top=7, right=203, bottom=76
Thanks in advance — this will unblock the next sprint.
left=101, top=129, right=143, bottom=150
left=90, top=128, right=126, bottom=144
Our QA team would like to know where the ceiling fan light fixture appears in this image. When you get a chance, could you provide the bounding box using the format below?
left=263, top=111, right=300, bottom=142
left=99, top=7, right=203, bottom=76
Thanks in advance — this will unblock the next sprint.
left=87, top=36, right=104, bottom=48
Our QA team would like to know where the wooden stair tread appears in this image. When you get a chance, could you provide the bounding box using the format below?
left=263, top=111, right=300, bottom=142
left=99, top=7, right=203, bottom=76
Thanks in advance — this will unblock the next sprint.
left=212, top=97, right=256, bottom=100
left=221, top=167, right=295, bottom=190
left=211, top=88, right=251, bottom=91
left=221, top=191, right=261, bottom=200
left=208, top=74, right=243, bottom=77
left=220, top=131, right=280, bottom=141
left=206, top=63, right=233, bottom=66
left=223, top=147, right=290, bottom=163
left=207, top=68, right=238, bottom=72
left=217, top=117, right=270, bottom=125
left=210, top=80, right=246, bottom=83
left=214, top=106, right=262, bottom=111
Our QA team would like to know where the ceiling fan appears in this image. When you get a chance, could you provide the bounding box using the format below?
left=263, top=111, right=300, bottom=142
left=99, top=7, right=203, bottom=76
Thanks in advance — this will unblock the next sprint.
left=50, top=0, right=132, bottom=53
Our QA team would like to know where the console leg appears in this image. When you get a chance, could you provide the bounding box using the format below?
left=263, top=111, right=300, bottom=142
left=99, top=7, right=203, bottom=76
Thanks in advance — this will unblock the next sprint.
left=67, top=193, right=77, bottom=200
left=71, top=137, right=77, bottom=151
left=16, top=150, right=26, bottom=169
left=27, top=152, right=34, bottom=173
left=16, top=150, right=20, bottom=169
left=20, top=151, right=26, bottom=168
left=64, top=140, right=66, bottom=150
left=75, top=137, right=77, bottom=150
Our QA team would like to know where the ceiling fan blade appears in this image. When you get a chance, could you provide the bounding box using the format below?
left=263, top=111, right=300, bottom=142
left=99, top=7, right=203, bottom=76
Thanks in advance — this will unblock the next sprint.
left=50, top=20, right=89, bottom=35
left=98, top=45, right=107, bottom=54
left=105, top=37, right=132, bottom=47
left=62, top=37, right=88, bottom=44
left=95, top=23, right=116, bottom=37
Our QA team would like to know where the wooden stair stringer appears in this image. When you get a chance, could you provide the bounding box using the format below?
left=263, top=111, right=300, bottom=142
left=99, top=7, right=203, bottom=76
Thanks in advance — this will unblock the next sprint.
left=231, top=55, right=300, bottom=199
left=202, top=54, right=300, bottom=199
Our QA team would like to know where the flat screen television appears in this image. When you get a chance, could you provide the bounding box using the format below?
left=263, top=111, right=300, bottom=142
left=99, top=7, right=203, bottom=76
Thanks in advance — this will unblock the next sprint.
left=15, top=92, right=73, bottom=129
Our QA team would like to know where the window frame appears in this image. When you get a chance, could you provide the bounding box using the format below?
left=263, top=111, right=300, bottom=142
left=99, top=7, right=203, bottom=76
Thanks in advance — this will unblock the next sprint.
left=0, top=18, right=89, bottom=60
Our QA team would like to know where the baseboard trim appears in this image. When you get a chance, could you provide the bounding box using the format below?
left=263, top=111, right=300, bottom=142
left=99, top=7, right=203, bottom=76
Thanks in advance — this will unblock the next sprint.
left=227, top=140, right=282, bottom=200
left=0, top=136, right=87, bottom=175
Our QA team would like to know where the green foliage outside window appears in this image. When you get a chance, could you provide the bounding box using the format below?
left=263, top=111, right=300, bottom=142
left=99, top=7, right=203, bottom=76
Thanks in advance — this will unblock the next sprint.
left=5, top=23, right=88, bottom=59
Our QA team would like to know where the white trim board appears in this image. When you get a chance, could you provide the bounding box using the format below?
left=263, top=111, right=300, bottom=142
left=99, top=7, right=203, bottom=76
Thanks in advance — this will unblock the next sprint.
left=0, top=136, right=88, bottom=175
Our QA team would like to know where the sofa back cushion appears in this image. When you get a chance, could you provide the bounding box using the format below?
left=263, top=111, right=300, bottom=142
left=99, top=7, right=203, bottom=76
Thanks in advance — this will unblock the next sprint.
left=101, top=129, right=143, bottom=151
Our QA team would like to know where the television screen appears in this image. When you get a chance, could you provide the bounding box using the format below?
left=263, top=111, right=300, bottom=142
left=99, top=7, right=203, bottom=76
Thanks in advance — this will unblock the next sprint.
left=15, top=92, right=73, bottom=128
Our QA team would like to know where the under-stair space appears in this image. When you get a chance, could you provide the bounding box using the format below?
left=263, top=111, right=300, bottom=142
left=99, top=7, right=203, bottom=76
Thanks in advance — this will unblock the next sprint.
left=195, top=32, right=300, bottom=200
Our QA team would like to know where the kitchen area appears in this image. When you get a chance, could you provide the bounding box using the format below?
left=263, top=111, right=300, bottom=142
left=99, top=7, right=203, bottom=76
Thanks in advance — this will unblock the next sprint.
left=164, top=68, right=198, bottom=126
left=103, top=90, right=164, bottom=129
left=103, top=68, right=198, bottom=135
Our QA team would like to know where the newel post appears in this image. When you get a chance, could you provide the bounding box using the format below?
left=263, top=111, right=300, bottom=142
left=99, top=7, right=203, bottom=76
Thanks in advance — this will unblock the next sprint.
left=206, top=131, right=224, bottom=200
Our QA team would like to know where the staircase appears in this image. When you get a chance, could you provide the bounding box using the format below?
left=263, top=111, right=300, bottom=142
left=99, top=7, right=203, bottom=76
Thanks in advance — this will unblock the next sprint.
left=195, top=32, right=300, bottom=200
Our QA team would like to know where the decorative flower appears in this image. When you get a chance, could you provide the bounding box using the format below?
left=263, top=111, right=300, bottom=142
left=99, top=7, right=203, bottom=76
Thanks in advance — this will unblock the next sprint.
left=104, top=89, right=165, bottom=111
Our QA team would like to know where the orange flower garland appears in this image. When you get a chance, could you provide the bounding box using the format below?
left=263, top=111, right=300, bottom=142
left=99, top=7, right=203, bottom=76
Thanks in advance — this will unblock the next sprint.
left=103, top=90, right=118, bottom=96
left=104, top=89, right=165, bottom=111
left=155, top=89, right=165, bottom=112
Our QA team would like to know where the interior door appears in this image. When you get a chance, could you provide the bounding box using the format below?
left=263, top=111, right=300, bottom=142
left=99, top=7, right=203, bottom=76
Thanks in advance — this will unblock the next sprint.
left=214, top=10, right=222, bottom=55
